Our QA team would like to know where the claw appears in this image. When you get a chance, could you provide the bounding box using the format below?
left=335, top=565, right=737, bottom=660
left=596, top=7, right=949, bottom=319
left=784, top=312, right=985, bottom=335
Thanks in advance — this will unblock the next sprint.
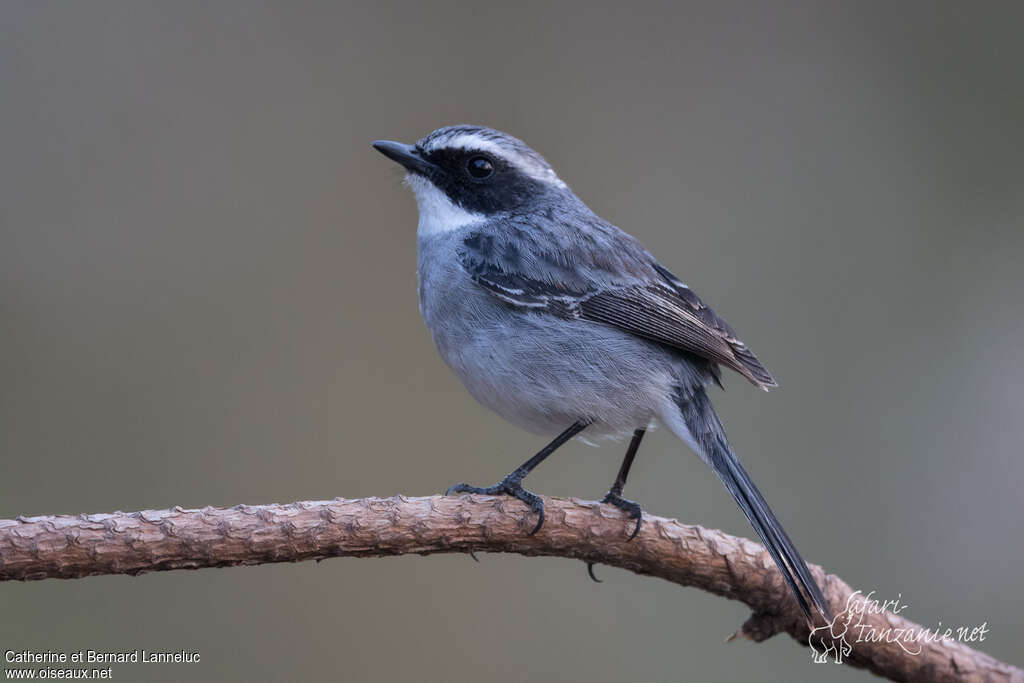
left=445, top=477, right=546, bottom=536
left=601, top=492, right=644, bottom=540
left=446, top=484, right=486, bottom=562
left=509, top=483, right=545, bottom=535
left=447, top=482, right=492, bottom=496
left=627, top=514, right=642, bottom=541
left=586, top=562, right=602, bottom=583
left=528, top=504, right=545, bottom=535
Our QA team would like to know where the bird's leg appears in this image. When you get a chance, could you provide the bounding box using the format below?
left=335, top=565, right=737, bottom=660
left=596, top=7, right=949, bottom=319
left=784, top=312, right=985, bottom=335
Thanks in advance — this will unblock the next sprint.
left=601, top=428, right=646, bottom=540
left=587, top=428, right=647, bottom=582
left=446, top=420, right=588, bottom=535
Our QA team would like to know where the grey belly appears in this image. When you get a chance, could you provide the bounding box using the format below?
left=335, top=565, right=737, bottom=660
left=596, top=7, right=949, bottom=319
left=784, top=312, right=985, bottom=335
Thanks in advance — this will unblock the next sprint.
left=423, top=283, right=683, bottom=439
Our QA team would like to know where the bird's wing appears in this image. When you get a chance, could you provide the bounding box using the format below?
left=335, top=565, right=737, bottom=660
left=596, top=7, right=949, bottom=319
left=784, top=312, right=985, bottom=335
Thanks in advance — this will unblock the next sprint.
left=458, top=226, right=777, bottom=389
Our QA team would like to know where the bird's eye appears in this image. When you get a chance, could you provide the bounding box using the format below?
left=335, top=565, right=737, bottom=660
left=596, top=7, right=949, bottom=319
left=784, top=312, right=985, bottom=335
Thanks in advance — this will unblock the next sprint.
left=466, top=155, right=494, bottom=179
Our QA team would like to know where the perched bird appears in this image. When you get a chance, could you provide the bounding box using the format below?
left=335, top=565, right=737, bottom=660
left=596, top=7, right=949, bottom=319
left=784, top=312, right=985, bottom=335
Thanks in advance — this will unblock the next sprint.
left=373, top=125, right=829, bottom=623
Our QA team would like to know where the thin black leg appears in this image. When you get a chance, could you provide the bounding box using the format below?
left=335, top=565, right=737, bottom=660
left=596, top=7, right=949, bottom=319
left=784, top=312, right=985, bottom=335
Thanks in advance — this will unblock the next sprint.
left=601, top=428, right=646, bottom=539
left=446, top=420, right=588, bottom=535
left=588, top=428, right=647, bottom=582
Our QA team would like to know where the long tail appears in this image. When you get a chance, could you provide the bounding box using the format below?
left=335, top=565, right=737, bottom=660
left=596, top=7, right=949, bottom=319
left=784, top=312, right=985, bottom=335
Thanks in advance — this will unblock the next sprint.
left=669, top=387, right=831, bottom=623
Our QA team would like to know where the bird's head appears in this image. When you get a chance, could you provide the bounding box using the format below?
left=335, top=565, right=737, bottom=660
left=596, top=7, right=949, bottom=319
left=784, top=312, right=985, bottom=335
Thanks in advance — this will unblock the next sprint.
left=373, top=125, right=569, bottom=235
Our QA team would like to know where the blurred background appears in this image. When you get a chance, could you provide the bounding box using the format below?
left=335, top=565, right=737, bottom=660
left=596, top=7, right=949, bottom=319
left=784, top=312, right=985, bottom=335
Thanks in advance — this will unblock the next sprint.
left=2, top=1, right=1022, bottom=681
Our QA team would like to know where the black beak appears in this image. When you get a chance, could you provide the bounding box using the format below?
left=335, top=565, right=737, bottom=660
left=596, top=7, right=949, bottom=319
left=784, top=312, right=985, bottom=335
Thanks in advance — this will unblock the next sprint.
left=372, top=140, right=439, bottom=176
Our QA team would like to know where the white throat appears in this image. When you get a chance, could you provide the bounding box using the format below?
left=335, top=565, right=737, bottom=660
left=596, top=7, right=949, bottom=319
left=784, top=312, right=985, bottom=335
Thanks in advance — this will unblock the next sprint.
left=405, top=175, right=485, bottom=237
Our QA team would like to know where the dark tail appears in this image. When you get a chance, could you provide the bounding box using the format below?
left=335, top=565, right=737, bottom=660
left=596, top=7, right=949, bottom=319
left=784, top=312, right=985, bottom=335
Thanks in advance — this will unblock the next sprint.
left=675, top=388, right=831, bottom=624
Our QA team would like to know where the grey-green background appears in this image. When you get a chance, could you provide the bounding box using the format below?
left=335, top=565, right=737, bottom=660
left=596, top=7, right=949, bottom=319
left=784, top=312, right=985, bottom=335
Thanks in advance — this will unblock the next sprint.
left=2, top=2, right=1022, bottom=681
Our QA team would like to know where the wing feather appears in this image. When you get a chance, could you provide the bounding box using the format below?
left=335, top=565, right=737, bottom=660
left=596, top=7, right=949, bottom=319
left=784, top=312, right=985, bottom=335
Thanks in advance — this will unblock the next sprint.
left=459, top=228, right=777, bottom=389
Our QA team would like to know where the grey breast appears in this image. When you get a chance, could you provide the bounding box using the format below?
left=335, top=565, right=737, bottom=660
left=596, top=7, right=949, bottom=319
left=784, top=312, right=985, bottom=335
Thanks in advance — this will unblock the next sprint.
left=416, top=227, right=690, bottom=438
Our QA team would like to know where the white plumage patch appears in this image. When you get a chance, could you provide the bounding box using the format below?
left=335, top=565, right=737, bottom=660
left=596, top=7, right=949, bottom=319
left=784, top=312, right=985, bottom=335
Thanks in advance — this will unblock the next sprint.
left=404, top=174, right=485, bottom=236
left=657, top=398, right=711, bottom=466
left=424, top=132, right=567, bottom=189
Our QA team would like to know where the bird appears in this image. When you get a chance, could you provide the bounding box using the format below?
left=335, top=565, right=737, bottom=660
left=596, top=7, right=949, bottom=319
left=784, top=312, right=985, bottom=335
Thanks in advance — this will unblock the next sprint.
left=372, top=125, right=830, bottom=624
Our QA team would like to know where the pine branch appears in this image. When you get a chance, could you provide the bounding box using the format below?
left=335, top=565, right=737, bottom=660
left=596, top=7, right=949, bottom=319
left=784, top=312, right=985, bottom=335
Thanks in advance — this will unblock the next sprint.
left=1, top=495, right=1018, bottom=682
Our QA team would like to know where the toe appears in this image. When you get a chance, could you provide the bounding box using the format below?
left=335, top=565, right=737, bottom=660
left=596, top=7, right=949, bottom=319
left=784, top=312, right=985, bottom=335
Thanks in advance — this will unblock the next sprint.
left=627, top=514, right=643, bottom=541
left=528, top=507, right=545, bottom=535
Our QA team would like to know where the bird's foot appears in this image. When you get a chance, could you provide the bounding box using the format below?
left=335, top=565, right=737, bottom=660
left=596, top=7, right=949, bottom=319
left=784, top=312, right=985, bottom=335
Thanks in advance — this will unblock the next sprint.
left=446, top=478, right=546, bottom=535
left=601, top=491, right=643, bottom=540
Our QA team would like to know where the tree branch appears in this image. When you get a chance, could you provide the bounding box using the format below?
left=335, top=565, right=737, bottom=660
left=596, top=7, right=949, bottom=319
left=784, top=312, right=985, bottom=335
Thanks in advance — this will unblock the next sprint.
left=1, top=495, right=1018, bottom=682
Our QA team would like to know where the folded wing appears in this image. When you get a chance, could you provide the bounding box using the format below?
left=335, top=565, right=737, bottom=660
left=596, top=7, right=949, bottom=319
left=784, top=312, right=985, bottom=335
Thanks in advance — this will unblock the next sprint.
left=459, top=229, right=776, bottom=389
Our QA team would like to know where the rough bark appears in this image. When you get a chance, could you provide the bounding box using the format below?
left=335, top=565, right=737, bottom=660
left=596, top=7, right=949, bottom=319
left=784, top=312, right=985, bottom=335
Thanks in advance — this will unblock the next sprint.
left=1, top=495, right=1018, bottom=682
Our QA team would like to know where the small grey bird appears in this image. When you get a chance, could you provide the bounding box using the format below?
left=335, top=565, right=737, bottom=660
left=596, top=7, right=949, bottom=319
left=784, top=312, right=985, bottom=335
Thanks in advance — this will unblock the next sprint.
left=373, top=125, right=829, bottom=623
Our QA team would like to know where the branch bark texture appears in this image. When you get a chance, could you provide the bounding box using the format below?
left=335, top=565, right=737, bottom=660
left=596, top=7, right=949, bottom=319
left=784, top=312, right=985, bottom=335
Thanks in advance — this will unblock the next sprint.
left=1, top=495, right=1018, bottom=683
